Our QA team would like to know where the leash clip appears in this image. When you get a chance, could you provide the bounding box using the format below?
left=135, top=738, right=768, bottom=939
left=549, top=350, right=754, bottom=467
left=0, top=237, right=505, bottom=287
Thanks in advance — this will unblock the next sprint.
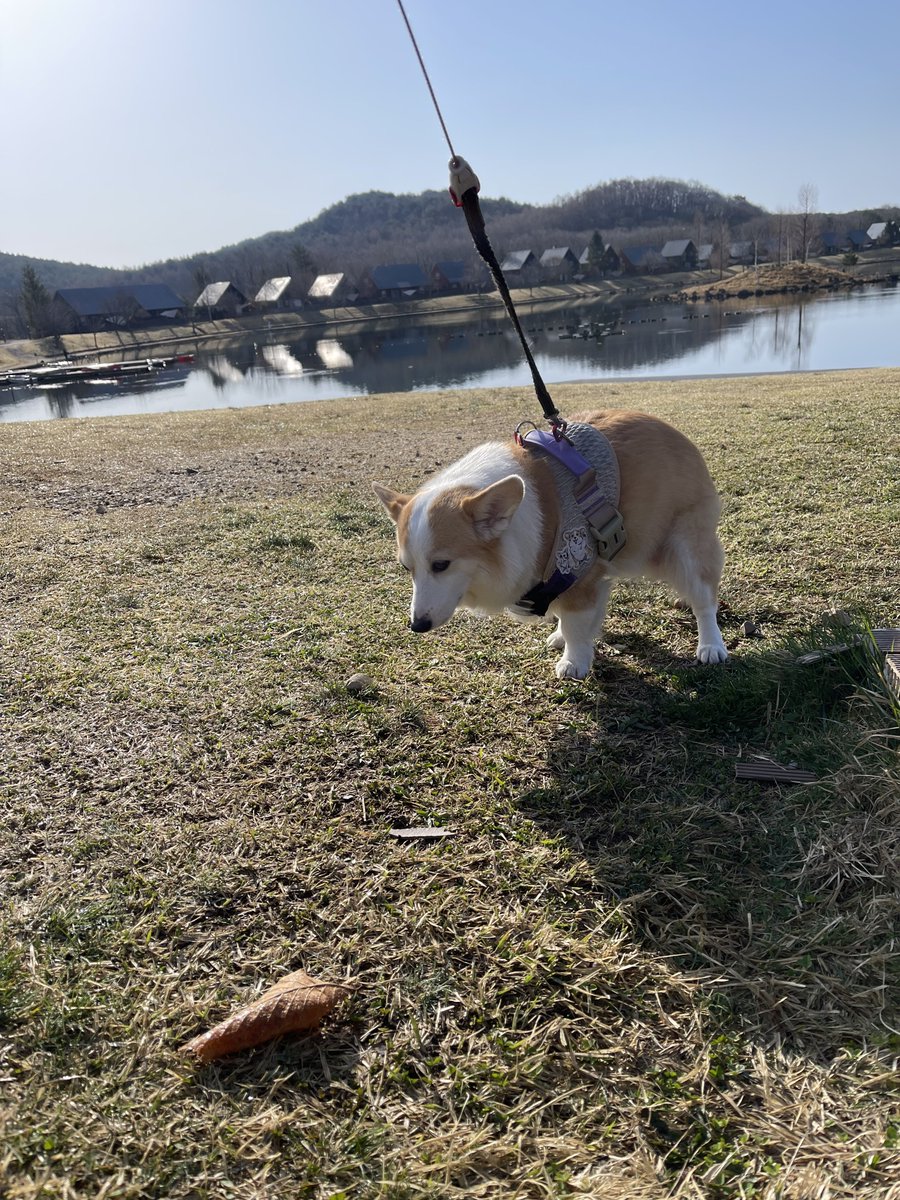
left=514, top=419, right=537, bottom=447
left=448, top=155, right=480, bottom=207
left=515, top=418, right=570, bottom=447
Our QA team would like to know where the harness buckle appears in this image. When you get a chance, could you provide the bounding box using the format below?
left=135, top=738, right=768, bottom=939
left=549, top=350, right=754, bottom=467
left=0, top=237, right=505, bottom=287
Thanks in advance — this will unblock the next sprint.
left=589, top=508, right=627, bottom=559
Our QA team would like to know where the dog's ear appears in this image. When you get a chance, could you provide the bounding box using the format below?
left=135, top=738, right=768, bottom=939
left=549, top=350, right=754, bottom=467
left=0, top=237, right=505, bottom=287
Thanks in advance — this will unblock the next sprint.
left=372, top=483, right=411, bottom=524
left=462, top=475, right=525, bottom=541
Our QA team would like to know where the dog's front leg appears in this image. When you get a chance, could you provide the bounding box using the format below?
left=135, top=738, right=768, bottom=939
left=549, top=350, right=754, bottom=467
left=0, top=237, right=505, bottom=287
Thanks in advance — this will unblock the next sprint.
left=552, top=579, right=611, bottom=680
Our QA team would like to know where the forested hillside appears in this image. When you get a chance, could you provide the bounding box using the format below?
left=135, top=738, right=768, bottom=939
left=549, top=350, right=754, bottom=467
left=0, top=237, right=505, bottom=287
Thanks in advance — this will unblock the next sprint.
left=1, top=176, right=894, bottom=324
left=0, top=178, right=757, bottom=302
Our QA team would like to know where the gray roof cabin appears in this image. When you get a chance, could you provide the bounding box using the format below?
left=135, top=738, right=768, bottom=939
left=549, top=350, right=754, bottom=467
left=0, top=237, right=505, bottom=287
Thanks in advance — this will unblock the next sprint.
left=367, top=264, right=428, bottom=296
left=307, top=272, right=357, bottom=304
left=194, top=281, right=247, bottom=315
left=500, top=250, right=536, bottom=273
left=619, top=244, right=665, bottom=273
left=431, top=261, right=467, bottom=290
left=539, top=247, right=578, bottom=269
left=54, top=283, right=185, bottom=330
left=660, top=239, right=698, bottom=269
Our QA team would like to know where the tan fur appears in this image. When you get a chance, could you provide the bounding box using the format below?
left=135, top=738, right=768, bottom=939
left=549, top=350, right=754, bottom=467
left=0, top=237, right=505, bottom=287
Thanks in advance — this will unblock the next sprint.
left=373, top=409, right=728, bottom=678
left=553, top=409, right=721, bottom=613
left=423, top=487, right=507, bottom=569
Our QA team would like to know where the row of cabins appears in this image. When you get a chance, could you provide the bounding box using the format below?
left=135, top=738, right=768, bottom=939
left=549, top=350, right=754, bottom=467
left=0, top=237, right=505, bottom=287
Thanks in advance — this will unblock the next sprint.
left=50, top=263, right=473, bottom=329
left=506, top=220, right=899, bottom=279
left=51, top=220, right=898, bottom=330
left=189, top=264, right=473, bottom=317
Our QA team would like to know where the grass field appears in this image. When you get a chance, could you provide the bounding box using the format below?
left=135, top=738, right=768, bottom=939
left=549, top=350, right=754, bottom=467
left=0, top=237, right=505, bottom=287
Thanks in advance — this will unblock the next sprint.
left=0, top=369, right=898, bottom=1198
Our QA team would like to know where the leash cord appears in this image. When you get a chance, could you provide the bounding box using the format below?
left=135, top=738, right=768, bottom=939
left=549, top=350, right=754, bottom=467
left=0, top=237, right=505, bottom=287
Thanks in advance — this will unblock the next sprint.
left=395, top=0, right=455, bottom=158
left=395, top=0, right=561, bottom=425
left=458, top=191, right=560, bottom=422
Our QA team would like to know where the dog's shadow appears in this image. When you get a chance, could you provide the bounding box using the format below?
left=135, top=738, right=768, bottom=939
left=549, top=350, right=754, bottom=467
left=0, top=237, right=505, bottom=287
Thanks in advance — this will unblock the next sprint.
left=517, top=637, right=891, bottom=1051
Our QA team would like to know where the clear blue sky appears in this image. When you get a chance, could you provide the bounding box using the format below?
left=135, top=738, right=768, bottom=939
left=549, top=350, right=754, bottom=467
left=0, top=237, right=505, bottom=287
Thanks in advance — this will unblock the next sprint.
left=2, top=0, right=897, bottom=268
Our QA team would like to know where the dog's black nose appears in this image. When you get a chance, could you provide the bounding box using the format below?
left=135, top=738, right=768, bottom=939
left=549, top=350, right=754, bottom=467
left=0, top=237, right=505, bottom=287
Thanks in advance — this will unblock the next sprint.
left=410, top=616, right=432, bottom=633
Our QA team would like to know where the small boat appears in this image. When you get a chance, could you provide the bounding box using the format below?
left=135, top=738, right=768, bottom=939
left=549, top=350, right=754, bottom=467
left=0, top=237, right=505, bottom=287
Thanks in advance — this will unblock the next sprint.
left=0, top=354, right=195, bottom=390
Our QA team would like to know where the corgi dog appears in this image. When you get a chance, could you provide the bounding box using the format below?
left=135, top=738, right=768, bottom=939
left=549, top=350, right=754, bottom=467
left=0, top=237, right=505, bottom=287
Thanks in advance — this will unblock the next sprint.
left=373, top=409, right=728, bottom=679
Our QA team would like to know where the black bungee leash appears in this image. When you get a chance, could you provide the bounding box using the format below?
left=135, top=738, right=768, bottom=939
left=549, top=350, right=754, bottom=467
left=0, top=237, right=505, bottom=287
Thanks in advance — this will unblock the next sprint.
left=395, top=0, right=563, bottom=430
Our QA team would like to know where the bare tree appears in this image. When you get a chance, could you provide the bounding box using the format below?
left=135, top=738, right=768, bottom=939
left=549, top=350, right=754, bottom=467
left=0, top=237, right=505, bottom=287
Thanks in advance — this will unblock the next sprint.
left=797, top=183, right=819, bottom=263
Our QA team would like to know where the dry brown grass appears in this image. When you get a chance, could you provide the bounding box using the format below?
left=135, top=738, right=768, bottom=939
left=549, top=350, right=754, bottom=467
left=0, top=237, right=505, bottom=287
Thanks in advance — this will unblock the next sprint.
left=0, top=370, right=898, bottom=1198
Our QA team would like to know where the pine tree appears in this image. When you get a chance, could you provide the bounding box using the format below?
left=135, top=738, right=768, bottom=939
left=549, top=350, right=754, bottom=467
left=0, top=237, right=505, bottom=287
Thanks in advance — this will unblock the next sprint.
left=20, top=264, right=53, bottom=337
left=586, top=231, right=606, bottom=276
left=290, top=242, right=317, bottom=283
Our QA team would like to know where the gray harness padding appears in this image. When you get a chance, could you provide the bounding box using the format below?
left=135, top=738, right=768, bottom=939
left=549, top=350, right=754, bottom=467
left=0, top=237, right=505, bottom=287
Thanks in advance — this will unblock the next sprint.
left=540, top=422, right=621, bottom=579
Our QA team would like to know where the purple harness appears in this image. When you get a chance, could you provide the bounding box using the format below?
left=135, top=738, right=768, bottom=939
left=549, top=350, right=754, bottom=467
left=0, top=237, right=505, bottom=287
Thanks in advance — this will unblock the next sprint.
left=514, top=424, right=626, bottom=617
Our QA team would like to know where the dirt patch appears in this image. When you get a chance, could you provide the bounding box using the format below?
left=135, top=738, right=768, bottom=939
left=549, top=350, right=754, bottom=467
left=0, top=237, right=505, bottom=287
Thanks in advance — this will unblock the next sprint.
left=681, top=261, right=854, bottom=300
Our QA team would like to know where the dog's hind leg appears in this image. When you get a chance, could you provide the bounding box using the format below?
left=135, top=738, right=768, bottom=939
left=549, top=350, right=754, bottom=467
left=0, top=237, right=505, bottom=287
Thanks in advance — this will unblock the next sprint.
left=660, top=517, right=728, bottom=664
left=552, top=577, right=613, bottom=679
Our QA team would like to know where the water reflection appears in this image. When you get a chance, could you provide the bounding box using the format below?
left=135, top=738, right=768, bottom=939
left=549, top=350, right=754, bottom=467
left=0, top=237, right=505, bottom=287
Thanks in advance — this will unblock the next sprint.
left=260, top=344, right=305, bottom=375
left=315, top=338, right=353, bottom=369
left=2, top=284, right=898, bottom=423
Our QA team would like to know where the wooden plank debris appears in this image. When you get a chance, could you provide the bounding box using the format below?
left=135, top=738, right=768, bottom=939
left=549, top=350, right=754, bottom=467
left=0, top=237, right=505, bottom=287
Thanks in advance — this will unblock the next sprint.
left=736, top=759, right=818, bottom=784
left=884, top=654, right=900, bottom=698
left=796, top=629, right=899, bottom=665
left=796, top=637, right=863, bottom=665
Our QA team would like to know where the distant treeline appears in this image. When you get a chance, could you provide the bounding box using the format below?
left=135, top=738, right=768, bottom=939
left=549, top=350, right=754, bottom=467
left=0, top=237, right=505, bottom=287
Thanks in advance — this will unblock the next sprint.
left=2, top=177, right=897, bottom=331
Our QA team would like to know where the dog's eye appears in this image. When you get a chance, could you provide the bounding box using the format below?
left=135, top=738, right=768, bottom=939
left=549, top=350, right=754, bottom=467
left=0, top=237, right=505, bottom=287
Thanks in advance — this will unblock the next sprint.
left=431, top=560, right=450, bottom=573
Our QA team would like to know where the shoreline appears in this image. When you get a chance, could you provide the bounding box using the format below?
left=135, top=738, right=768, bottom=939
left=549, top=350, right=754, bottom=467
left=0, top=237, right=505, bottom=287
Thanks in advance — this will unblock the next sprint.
left=2, top=249, right=897, bottom=373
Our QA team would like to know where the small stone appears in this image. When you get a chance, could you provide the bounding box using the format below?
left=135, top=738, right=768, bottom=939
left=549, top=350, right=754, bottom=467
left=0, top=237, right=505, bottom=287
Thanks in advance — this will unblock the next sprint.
left=346, top=673, right=375, bottom=696
left=741, top=619, right=762, bottom=638
left=822, top=607, right=853, bottom=627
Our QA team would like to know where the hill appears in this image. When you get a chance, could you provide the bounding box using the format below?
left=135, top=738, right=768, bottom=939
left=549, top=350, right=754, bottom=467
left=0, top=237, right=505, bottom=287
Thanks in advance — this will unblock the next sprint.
left=0, top=177, right=763, bottom=309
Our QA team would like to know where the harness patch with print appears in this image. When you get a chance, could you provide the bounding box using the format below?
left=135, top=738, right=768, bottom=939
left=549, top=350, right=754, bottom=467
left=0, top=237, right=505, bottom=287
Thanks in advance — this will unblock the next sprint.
left=513, top=421, right=625, bottom=617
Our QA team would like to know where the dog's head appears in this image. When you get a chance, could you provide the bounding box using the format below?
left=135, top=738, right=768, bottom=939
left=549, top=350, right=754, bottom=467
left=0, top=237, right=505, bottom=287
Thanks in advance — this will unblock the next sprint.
left=372, top=476, right=525, bottom=632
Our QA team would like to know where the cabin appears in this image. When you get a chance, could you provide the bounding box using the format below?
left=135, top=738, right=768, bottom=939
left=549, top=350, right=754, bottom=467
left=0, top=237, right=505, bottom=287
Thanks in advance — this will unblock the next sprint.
left=866, top=221, right=899, bottom=246
left=579, top=243, right=620, bottom=275
left=54, top=284, right=186, bottom=331
left=253, top=277, right=305, bottom=311
left=431, top=261, right=467, bottom=292
left=539, top=247, right=579, bottom=280
left=194, top=281, right=247, bottom=318
left=729, top=241, right=752, bottom=264
left=819, top=230, right=843, bottom=254
left=660, top=239, right=699, bottom=270
left=696, top=243, right=714, bottom=267
left=499, top=250, right=537, bottom=274
left=363, top=264, right=428, bottom=299
left=307, top=272, right=356, bottom=306
left=619, top=244, right=665, bottom=274
left=846, top=229, right=868, bottom=252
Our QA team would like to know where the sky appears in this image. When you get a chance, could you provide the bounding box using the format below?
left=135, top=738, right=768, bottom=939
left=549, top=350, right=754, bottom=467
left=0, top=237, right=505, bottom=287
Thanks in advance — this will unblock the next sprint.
left=2, top=0, right=898, bottom=268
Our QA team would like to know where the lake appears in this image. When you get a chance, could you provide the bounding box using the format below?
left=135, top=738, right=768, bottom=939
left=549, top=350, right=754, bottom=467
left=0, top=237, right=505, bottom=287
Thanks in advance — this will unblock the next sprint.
left=2, top=283, right=899, bottom=423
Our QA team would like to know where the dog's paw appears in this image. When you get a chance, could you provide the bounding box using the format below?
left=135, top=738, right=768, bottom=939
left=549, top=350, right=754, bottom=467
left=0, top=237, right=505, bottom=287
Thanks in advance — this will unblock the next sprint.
left=697, top=641, right=729, bottom=664
left=555, top=654, right=592, bottom=680
left=546, top=629, right=566, bottom=650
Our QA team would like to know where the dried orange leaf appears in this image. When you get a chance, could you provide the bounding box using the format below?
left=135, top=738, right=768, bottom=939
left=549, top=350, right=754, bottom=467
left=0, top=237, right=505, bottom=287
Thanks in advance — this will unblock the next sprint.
left=180, top=969, right=351, bottom=1063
